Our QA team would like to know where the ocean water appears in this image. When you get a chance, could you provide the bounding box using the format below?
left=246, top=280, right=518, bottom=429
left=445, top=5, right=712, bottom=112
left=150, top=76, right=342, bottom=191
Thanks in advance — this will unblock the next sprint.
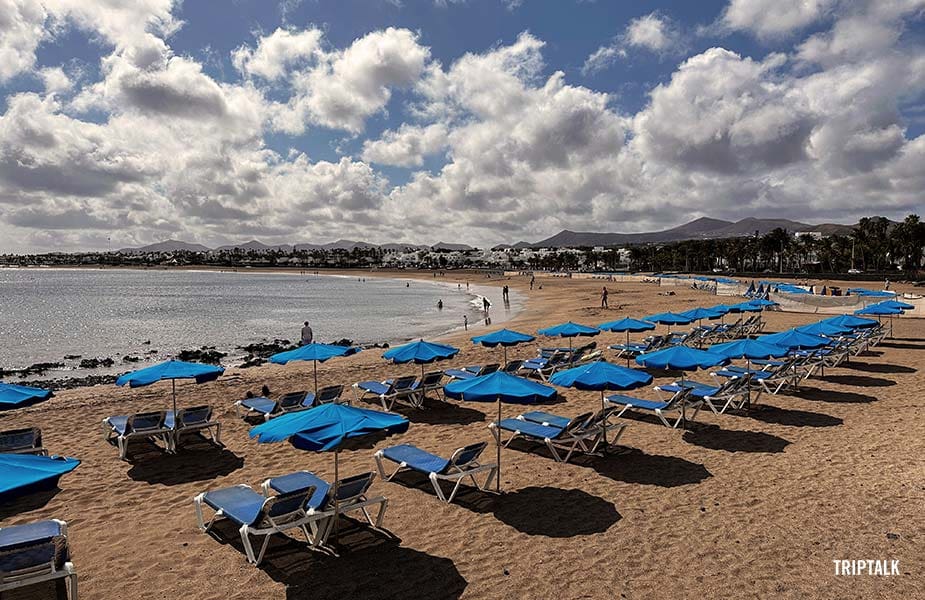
left=0, top=268, right=520, bottom=378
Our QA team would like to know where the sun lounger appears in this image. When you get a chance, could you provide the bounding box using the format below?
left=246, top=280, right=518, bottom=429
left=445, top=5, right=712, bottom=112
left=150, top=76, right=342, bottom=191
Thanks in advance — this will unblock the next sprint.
left=352, top=375, right=420, bottom=410
left=490, top=410, right=621, bottom=463
left=656, top=374, right=752, bottom=414
left=0, top=519, right=77, bottom=599
left=262, top=471, right=387, bottom=547
left=606, top=389, right=700, bottom=428
left=375, top=442, right=498, bottom=503
left=444, top=363, right=499, bottom=381
left=305, top=384, right=346, bottom=406
left=193, top=482, right=317, bottom=565
left=502, top=360, right=524, bottom=373
left=101, top=411, right=170, bottom=460
left=409, top=371, right=446, bottom=403
left=0, top=427, right=47, bottom=455
left=234, top=390, right=310, bottom=421
left=717, top=355, right=798, bottom=396
left=167, top=405, right=221, bottom=451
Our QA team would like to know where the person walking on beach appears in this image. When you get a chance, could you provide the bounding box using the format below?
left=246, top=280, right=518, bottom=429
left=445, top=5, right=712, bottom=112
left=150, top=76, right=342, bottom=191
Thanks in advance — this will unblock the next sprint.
left=300, top=321, right=313, bottom=345
left=437, top=299, right=443, bottom=310
left=601, top=286, right=609, bottom=309
left=529, top=275, right=535, bottom=290
left=502, top=285, right=509, bottom=301
left=482, top=296, right=491, bottom=313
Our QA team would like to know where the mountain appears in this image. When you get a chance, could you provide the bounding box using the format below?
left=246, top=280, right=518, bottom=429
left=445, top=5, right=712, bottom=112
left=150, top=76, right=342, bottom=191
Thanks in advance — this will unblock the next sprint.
left=380, top=243, right=428, bottom=252
left=215, top=240, right=293, bottom=252
left=118, top=240, right=211, bottom=253
left=530, top=217, right=842, bottom=248
left=432, top=242, right=474, bottom=251
left=321, top=240, right=378, bottom=251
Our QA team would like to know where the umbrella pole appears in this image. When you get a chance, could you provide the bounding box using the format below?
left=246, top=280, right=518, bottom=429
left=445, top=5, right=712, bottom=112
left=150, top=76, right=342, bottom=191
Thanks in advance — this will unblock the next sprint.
left=333, top=450, right=340, bottom=541
left=496, top=395, right=502, bottom=493
left=626, top=331, right=631, bottom=368
left=172, top=379, right=177, bottom=453
left=600, top=390, right=608, bottom=447
left=503, top=346, right=508, bottom=365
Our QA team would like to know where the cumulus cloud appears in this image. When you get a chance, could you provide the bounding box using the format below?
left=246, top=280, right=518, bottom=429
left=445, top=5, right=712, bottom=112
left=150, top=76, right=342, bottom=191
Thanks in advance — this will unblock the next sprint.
left=361, top=123, right=448, bottom=167
left=269, top=27, right=430, bottom=134
left=582, top=12, right=680, bottom=75
left=720, top=0, right=836, bottom=39
left=0, top=0, right=48, bottom=82
left=232, top=27, right=323, bottom=80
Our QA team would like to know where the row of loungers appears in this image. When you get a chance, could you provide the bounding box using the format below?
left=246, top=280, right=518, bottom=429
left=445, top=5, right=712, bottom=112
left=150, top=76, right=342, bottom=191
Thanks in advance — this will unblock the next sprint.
left=235, top=386, right=345, bottom=420
left=101, top=406, right=221, bottom=460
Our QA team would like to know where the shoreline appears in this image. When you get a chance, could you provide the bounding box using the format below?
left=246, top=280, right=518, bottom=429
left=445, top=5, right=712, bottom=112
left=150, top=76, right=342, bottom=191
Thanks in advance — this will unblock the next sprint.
left=2, top=267, right=525, bottom=389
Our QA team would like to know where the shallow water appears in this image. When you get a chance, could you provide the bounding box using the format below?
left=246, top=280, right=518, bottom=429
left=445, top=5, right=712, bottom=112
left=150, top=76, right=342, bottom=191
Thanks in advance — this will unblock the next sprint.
left=0, top=268, right=519, bottom=377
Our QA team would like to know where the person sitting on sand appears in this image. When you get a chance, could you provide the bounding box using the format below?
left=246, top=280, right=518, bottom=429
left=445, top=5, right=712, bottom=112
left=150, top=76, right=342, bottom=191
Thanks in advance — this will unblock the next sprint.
left=261, top=384, right=271, bottom=397
left=301, top=321, right=313, bottom=345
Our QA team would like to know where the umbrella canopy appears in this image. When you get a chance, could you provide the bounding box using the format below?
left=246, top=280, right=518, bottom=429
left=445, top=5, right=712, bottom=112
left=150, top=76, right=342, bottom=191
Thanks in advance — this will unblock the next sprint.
left=537, top=321, right=599, bottom=351
left=710, top=339, right=788, bottom=360
left=549, top=361, right=652, bottom=447
left=748, top=297, right=779, bottom=307
left=876, top=299, right=914, bottom=310
left=549, top=360, right=653, bottom=391
left=727, top=302, right=763, bottom=313
left=635, top=346, right=729, bottom=371
left=269, top=343, right=354, bottom=393
left=472, top=329, right=535, bottom=363
left=382, top=340, right=459, bottom=378
left=758, top=329, right=829, bottom=350
left=0, top=454, right=80, bottom=501
left=707, top=304, right=733, bottom=315
left=472, top=328, right=535, bottom=347
left=679, top=307, right=723, bottom=322
left=598, top=317, right=656, bottom=333
left=0, top=382, right=53, bottom=411
left=444, top=371, right=556, bottom=403
left=855, top=304, right=901, bottom=316
left=642, top=312, right=692, bottom=325
left=250, top=403, right=409, bottom=450
left=822, top=314, right=879, bottom=329
left=797, top=321, right=852, bottom=337
left=445, top=371, right=556, bottom=492
left=115, top=360, right=224, bottom=417
left=115, top=360, right=223, bottom=387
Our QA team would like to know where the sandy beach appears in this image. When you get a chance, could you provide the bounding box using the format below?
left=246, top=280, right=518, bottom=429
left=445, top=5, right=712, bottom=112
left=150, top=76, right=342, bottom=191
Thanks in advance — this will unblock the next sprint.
left=3, top=271, right=923, bottom=600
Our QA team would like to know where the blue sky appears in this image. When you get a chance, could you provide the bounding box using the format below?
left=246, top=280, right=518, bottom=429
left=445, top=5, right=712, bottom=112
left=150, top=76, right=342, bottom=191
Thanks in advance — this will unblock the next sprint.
left=1, top=0, right=924, bottom=251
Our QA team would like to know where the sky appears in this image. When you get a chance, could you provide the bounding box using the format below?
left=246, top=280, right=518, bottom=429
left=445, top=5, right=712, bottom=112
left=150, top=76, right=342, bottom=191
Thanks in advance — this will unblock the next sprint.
left=0, top=0, right=924, bottom=252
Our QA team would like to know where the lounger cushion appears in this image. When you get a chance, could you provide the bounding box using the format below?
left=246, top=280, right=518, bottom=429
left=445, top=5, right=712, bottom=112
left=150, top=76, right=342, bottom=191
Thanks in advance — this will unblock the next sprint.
left=380, top=444, right=450, bottom=475
left=356, top=381, right=391, bottom=396
left=266, top=471, right=330, bottom=511
left=520, top=411, right=571, bottom=429
left=606, top=395, right=671, bottom=411
left=239, top=397, right=277, bottom=414
left=496, top=418, right=563, bottom=439
left=444, top=369, right=476, bottom=380
left=201, top=486, right=265, bottom=527
left=0, top=520, right=63, bottom=552
left=105, top=416, right=130, bottom=435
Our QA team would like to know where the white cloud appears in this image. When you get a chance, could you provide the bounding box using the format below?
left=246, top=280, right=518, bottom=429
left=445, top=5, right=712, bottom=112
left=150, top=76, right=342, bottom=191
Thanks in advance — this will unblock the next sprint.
left=0, top=0, right=48, bottom=82
left=721, top=0, right=836, bottom=39
left=582, top=12, right=680, bottom=75
left=232, top=27, right=323, bottom=80
left=361, top=123, right=448, bottom=167
left=270, top=27, right=430, bottom=134
left=38, top=66, right=70, bottom=94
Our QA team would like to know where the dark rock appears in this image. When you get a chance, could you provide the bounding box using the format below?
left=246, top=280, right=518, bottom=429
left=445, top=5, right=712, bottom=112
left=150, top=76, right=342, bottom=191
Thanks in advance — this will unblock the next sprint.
left=123, top=355, right=141, bottom=363
left=79, top=357, right=115, bottom=369
left=236, top=339, right=296, bottom=358
left=64, top=355, right=81, bottom=360
left=177, top=348, right=226, bottom=364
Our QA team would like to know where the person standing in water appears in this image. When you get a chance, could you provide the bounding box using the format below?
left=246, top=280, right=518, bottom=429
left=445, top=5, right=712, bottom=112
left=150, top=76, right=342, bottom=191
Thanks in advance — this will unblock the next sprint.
left=300, top=321, right=313, bottom=345
left=463, top=315, right=468, bottom=330
left=437, top=299, right=443, bottom=310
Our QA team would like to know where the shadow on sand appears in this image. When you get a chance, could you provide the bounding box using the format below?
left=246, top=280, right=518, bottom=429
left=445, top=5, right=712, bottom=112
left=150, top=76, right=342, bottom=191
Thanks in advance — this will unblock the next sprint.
left=0, top=488, right=61, bottom=520
left=207, top=520, right=467, bottom=600
left=729, top=405, right=843, bottom=428
left=842, top=362, right=916, bottom=375
left=127, top=444, right=244, bottom=485
left=682, top=425, right=790, bottom=453
left=818, top=374, right=896, bottom=387
left=791, top=387, right=878, bottom=404
left=593, top=448, right=712, bottom=487
left=394, top=397, right=487, bottom=425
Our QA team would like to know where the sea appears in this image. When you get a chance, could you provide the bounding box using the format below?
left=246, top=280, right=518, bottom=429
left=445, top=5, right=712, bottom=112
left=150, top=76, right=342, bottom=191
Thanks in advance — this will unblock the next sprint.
left=0, top=268, right=520, bottom=381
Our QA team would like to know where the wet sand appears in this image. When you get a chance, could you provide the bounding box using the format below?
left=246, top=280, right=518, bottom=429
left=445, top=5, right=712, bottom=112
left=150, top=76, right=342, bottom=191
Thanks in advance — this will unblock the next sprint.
left=2, top=271, right=923, bottom=599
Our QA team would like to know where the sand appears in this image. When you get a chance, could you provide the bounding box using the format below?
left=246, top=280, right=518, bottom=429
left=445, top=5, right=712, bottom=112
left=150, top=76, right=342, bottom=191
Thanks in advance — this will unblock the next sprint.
left=2, top=271, right=923, bottom=600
